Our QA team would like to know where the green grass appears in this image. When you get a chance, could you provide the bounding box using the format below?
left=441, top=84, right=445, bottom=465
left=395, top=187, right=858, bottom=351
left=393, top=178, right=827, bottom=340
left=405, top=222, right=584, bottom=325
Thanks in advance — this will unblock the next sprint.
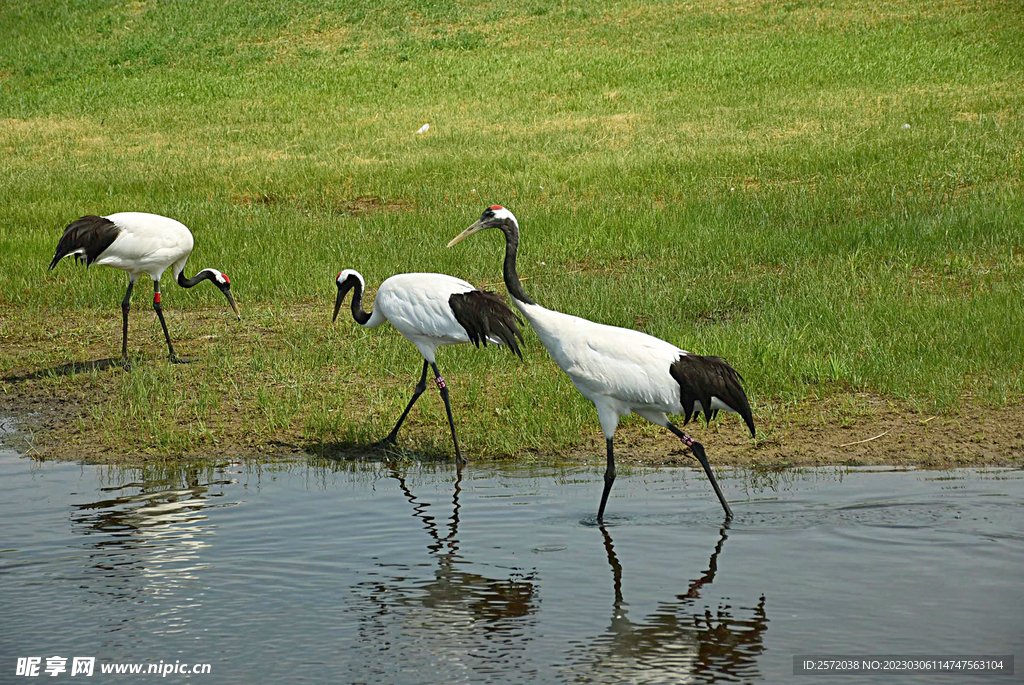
left=1, top=0, right=1022, bottom=458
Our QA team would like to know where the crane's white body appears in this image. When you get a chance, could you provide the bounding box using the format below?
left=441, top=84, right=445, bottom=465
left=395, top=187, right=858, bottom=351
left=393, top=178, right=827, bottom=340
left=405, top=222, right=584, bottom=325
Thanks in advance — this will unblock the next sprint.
left=336, top=268, right=521, bottom=462
left=350, top=271, right=500, bottom=362
left=512, top=299, right=734, bottom=439
left=92, top=212, right=195, bottom=282
left=51, top=211, right=237, bottom=365
left=448, top=205, right=748, bottom=516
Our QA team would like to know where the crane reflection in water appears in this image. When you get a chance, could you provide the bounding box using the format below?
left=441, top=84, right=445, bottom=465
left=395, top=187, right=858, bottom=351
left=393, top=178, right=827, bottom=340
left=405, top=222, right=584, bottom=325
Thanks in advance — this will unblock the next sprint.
left=350, top=466, right=540, bottom=680
left=562, top=523, right=769, bottom=683
left=69, top=464, right=233, bottom=608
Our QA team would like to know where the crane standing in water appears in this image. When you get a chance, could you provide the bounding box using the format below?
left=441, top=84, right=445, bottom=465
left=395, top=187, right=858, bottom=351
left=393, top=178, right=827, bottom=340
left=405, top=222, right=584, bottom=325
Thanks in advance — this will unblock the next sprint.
left=448, top=206, right=754, bottom=519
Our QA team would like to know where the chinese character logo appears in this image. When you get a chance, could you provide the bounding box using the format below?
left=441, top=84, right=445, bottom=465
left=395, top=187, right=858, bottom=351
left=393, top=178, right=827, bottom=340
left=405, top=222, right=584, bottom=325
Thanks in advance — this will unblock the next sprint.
left=71, top=657, right=95, bottom=676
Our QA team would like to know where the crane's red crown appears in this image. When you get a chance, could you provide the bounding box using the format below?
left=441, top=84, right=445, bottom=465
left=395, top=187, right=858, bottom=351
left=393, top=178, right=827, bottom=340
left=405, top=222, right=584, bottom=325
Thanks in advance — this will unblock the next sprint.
left=489, top=205, right=503, bottom=210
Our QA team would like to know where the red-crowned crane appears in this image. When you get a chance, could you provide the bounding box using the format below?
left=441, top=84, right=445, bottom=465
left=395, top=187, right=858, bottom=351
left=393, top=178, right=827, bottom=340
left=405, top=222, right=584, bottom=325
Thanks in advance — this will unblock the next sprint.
left=332, top=269, right=523, bottom=463
left=448, top=206, right=755, bottom=519
left=49, top=212, right=240, bottom=369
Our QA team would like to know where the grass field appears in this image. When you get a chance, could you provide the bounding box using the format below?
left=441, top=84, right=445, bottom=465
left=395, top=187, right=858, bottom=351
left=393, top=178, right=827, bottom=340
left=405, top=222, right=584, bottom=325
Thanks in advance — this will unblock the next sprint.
left=1, top=0, right=1022, bottom=463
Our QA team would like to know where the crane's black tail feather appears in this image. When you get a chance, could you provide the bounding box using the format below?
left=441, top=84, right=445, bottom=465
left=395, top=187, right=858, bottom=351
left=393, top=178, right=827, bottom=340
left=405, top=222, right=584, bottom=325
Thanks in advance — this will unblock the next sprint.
left=448, top=290, right=525, bottom=359
left=670, top=354, right=755, bottom=438
left=49, top=215, right=120, bottom=270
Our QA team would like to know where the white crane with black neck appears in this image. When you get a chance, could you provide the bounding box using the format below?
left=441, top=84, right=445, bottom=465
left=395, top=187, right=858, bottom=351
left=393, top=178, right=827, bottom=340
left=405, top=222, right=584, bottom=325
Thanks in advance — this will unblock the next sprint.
left=448, top=206, right=755, bottom=519
left=49, top=212, right=240, bottom=369
left=332, top=268, right=524, bottom=463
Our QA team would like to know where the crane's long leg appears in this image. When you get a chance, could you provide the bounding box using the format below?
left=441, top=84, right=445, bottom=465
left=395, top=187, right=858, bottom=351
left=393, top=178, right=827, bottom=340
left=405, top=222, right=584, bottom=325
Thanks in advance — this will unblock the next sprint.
left=376, top=360, right=430, bottom=446
left=430, top=362, right=464, bottom=464
left=666, top=422, right=733, bottom=518
left=597, top=438, right=615, bottom=522
left=121, top=279, right=135, bottom=369
left=152, top=279, right=189, bottom=364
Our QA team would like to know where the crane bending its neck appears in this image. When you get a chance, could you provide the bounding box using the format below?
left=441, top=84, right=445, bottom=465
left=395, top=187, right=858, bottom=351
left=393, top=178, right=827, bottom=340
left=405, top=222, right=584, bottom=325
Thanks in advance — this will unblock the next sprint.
left=177, top=268, right=223, bottom=289
left=177, top=268, right=240, bottom=319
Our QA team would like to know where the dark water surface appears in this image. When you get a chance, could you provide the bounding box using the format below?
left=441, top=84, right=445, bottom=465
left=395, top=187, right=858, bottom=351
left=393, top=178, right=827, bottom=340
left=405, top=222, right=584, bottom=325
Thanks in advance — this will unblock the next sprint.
left=0, top=450, right=1020, bottom=683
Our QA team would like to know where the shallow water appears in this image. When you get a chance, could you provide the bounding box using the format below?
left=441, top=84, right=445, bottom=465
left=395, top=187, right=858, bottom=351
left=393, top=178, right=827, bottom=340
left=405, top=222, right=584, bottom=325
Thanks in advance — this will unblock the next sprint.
left=0, top=451, right=1020, bottom=683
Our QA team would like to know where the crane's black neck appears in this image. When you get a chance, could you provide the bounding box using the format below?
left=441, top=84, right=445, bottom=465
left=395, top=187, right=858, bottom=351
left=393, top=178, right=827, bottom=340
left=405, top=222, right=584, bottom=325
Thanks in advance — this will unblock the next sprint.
left=177, top=269, right=218, bottom=289
left=346, top=278, right=372, bottom=325
left=500, top=221, right=535, bottom=306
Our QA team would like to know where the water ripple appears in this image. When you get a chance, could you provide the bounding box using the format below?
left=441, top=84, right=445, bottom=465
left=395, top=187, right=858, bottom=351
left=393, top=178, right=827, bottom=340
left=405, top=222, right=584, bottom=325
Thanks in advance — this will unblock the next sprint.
left=0, top=453, right=1021, bottom=684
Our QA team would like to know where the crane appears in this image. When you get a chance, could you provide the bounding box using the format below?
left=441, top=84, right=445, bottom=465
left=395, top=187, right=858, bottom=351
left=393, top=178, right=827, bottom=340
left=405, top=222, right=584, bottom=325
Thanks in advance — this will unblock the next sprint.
left=332, top=269, right=523, bottom=463
left=448, top=206, right=754, bottom=518
left=49, top=212, right=239, bottom=368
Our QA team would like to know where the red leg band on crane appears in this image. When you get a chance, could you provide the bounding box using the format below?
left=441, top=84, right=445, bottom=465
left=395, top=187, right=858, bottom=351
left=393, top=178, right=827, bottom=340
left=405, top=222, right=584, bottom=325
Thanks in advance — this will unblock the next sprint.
left=154, top=292, right=161, bottom=304
left=434, top=375, right=447, bottom=390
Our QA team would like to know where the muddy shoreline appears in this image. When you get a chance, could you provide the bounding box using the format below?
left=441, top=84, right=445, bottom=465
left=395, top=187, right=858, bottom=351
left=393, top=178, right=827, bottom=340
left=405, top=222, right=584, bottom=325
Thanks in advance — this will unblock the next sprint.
left=3, top=385, right=1021, bottom=469
left=3, top=308, right=1020, bottom=469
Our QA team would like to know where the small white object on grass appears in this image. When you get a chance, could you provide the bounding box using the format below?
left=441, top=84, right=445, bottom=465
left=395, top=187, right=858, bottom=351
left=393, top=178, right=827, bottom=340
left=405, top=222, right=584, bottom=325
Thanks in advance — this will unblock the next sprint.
left=417, top=123, right=430, bottom=134
left=901, top=123, right=911, bottom=130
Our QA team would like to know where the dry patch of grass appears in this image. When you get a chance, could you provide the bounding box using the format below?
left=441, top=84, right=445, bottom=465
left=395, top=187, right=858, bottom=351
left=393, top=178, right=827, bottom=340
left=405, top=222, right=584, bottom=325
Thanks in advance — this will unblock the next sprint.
left=293, top=25, right=352, bottom=49
left=1, top=116, right=197, bottom=161
left=693, top=304, right=751, bottom=327
left=739, top=176, right=818, bottom=193
left=231, top=191, right=413, bottom=215
left=124, top=1, right=150, bottom=16
left=0, top=116, right=93, bottom=135
left=339, top=196, right=413, bottom=215
left=907, top=261, right=999, bottom=295
left=474, top=112, right=641, bottom=136
left=762, top=119, right=822, bottom=142
left=954, top=108, right=1014, bottom=124
left=592, top=0, right=907, bottom=34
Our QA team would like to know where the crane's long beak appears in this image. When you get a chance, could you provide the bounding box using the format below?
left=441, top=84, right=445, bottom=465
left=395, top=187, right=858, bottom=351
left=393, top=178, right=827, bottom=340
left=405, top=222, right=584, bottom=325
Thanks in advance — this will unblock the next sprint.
left=332, top=285, right=344, bottom=322
left=225, top=291, right=241, bottom=320
left=447, top=220, right=485, bottom=248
